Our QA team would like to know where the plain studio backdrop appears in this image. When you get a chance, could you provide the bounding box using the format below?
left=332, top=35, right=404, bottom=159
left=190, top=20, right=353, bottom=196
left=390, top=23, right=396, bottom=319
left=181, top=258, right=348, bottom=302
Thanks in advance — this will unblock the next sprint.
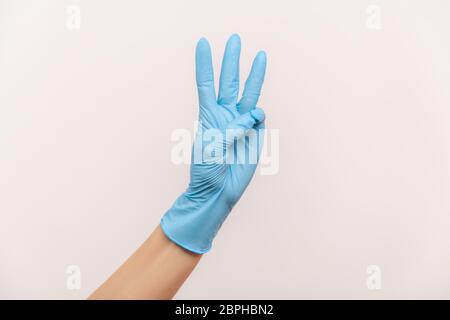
left=2, top=0, right=450, bottom=299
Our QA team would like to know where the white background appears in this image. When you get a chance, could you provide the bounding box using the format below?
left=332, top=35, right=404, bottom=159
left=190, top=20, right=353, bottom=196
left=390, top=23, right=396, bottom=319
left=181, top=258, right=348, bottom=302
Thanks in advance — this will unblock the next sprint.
left=2, top=0, right=450, bottom=299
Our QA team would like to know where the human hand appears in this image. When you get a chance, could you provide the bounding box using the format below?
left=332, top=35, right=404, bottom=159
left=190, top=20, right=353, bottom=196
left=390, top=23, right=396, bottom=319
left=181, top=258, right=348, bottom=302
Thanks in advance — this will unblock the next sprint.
left=161, top=34, right=267, bottom=254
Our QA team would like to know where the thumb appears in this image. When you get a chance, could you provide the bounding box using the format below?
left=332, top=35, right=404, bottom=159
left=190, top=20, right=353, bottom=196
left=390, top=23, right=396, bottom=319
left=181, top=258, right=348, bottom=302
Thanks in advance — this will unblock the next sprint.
left=225, top=107, right=265, bottom=145
left=227, top=107, right=265, bottom=131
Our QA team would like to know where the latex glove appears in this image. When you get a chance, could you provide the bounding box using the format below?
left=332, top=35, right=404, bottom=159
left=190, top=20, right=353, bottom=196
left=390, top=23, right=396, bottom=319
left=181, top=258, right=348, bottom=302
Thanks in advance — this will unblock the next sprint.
left=161, top=34, right=267, bottom=254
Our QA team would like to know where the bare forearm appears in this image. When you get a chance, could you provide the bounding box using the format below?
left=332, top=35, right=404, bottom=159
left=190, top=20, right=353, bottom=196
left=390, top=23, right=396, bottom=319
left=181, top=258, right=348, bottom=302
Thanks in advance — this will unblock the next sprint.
left=89, top=35, right=266, bottom=300
left=88, top=226, right=201, bottom=300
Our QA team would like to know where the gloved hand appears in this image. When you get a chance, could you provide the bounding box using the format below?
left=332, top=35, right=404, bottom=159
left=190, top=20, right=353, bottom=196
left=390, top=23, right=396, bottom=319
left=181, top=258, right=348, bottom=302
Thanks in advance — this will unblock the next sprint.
left=161, top=34, right=267, bottom=254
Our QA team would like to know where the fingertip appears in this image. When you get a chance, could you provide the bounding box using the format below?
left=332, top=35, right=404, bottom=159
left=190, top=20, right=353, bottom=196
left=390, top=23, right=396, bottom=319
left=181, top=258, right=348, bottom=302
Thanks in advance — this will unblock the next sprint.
left=196, top=37, right=212, bottom=62
left=196, top=37, right=212, bottom=53
left=251, top=51, right=267, bottom=76
left=229, top=33, right=241, bottom=42
left=254, top=51, right=267, bottom=68
left=226, top=34, right=241, bottom=49
left=250, top=107, right=265, bottom=122
left=256, top=50, right=267, bottom=60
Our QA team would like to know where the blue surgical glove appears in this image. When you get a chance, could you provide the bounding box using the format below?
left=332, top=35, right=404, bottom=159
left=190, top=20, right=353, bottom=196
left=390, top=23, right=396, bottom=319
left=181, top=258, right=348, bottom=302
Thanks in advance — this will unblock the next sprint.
left=161, top=34, right=267, bottom=254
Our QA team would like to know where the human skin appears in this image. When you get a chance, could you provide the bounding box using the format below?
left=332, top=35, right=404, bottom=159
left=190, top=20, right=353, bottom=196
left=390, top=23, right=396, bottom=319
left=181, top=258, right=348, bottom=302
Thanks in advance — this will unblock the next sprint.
left=89, top=226, right=200, bottom=299
left=89, top=34, right=266, bottom=299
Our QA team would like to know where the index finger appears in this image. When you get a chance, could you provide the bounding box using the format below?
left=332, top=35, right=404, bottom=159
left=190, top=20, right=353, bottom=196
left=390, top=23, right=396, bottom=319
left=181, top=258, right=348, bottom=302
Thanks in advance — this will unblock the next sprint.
left=237, top=51, right=267, bottom=114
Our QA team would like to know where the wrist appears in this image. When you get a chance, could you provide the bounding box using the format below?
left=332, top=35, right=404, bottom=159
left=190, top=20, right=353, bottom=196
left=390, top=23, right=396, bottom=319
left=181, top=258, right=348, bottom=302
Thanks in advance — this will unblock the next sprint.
left=160, top=191, right=232, bottom=254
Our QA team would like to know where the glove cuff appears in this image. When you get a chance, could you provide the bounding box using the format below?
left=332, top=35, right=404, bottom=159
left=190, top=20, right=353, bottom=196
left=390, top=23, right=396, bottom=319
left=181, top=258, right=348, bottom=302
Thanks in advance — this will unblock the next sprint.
left=160, top=191, right=231, bottom=254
